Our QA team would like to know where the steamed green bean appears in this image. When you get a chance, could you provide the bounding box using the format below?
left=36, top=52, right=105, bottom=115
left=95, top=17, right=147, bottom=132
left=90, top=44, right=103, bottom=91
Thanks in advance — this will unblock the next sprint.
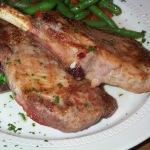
left=71, top=0, right=99, bottom=13
left=98, top=0, right=122, bottom=16
left=22, top=1, right=56, bottom=15
left=89, top=5, right=118, bottom=28
left=74, top=10, right=89, bottom=20
left=56, top=0, right=74, bottom=19
left=83, top=19, right=107, bottom=28
left=2, top=0, right=145, bottom=39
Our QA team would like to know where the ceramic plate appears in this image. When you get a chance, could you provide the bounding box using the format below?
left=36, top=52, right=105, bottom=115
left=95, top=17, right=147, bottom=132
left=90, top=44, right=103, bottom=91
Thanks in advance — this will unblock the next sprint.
left=0, top=0, right=150, bottom=149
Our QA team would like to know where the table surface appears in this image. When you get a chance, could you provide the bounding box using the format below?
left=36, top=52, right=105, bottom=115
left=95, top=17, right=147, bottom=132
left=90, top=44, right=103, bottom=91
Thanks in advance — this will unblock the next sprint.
left=132, top=139, right=150, bottom=150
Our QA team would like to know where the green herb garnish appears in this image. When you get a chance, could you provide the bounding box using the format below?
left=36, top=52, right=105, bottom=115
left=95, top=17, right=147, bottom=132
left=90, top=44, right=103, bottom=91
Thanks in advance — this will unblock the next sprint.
left=9, top=95, right=14, bottom=100
left=7, top=123, right=22, bottom=133
left=44, top=140, right=49, bottom=142
left=73, top=27, right=80, bottom=33
left=41, top=76, right=46, bottom=79
left=86, top=46, right=97, bottom=53
left=39, top=98, right=43, bottom=103
left=57, top=83, right=63, bottom=88
left=0, top=73, right=6, bottom=84
left=6, top=57, right=10, bottom=65
left=54, top=96, right=59, bottom=104
left=119, top=93, right=123, bottom=97
left=14, top=59, right=21, bottom=64
left=83, top=102, right=89, bottom=107
left=32, top=123, right=35, bottom=127
left=19, top=112, right=27, bottom=121
left=25, top=89, right=32, bottom=93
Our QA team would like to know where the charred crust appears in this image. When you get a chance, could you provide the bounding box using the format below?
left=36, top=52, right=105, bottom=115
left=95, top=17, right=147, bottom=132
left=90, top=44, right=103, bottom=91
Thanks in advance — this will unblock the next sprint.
left=42, top=11, right=59, bottom=23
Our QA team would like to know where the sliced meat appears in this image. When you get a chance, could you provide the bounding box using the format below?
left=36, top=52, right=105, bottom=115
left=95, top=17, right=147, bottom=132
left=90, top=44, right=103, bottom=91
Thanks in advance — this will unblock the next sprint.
left=0, top=5, right=149, bottom=93
left=0, top=22, right=117, bottom=132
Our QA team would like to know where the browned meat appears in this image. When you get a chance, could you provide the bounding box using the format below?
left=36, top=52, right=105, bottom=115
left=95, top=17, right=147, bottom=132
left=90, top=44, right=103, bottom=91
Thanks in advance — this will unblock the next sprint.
left=0, top=22, right=117, bottom=132
left=0, top=5, right=149, bottom=93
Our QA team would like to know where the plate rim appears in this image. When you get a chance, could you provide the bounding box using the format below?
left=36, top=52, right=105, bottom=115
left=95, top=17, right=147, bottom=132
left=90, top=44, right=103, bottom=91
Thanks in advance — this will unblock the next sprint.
left=0, top=95, right=149, bottom=148
left=0, top=0, right=150, bottom=149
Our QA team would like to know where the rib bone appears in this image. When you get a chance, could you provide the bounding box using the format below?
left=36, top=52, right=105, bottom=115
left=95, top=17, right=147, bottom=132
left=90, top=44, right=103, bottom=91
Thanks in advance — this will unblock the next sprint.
left=0, top=4, right=30, bottom=31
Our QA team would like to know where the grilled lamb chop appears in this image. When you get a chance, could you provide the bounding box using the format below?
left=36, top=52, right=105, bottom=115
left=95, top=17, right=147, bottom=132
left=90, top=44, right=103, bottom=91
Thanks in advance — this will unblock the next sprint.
left=0, top=22, right=117, bottom=132
left=0, top=5, right=150, bottom=93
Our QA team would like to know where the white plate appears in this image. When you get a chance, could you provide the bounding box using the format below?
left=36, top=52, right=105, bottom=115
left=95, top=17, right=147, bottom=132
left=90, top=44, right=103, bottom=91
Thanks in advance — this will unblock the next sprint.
left=0, top=0, right=150, bottom=150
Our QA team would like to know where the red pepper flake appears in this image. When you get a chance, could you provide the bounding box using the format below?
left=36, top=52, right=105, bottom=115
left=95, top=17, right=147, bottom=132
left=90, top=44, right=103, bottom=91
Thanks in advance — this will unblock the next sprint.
left=85, top=7, right=113, bottom=20
left=72, top=0, right=78, bottom=5
left=34, top=10, right=43, bottom=18
left=85, top=12, right=99, bottom=20
left=100, top=7, right=113, bottom=18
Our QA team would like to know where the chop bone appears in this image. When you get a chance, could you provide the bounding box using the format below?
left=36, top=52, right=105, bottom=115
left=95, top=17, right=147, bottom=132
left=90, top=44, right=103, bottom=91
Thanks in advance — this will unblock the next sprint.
left=0, top=4, right=30, bottom=31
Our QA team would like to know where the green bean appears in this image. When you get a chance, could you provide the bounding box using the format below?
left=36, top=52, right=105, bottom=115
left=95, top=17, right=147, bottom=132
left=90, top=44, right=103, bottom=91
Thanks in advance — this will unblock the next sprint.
left=64, top=0, right=73, bottom=7
left=64, top=0, right=70, bottom=5
left=22, top=1, right=56, bottom=15
left=83, top=19, right=107, bottom=29
left=14, top=1, right=31, bottom=10
left=98, top=26, right=145, bottom=39
left=78, top=0, right=117, bottom=28
left=110, top=28, right=146, bottom=39
left=88, top=5, right=118, bottom=28
left=5, top=0, right=16, bottom=6
left=71, top=0, right=99, bottom=13
left=56, top=0, right=74, bottom=19
left=4, top=0, right=145, bottom=39
left=98, top=0, right=122, bottom=16
left=5, top=0, right=31, bottom=10
left=74, top=10, right=89, bottom=21
left=64, top=0, right=69, bottom=4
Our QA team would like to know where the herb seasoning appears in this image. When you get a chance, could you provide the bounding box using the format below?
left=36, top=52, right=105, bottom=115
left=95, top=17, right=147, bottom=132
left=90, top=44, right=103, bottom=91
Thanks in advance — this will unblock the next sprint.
left=19, top=112, right=27, bottom=121
left=57, top=83, right=63, bottom=88
left=54, top=96, right=59, bottom=104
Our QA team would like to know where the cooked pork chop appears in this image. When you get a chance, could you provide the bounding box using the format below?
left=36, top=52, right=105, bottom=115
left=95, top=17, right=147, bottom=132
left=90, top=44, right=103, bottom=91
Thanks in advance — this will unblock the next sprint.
left=0, top=22, right=117, bottom=132
left=0, top=5, right=149, bottom=93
